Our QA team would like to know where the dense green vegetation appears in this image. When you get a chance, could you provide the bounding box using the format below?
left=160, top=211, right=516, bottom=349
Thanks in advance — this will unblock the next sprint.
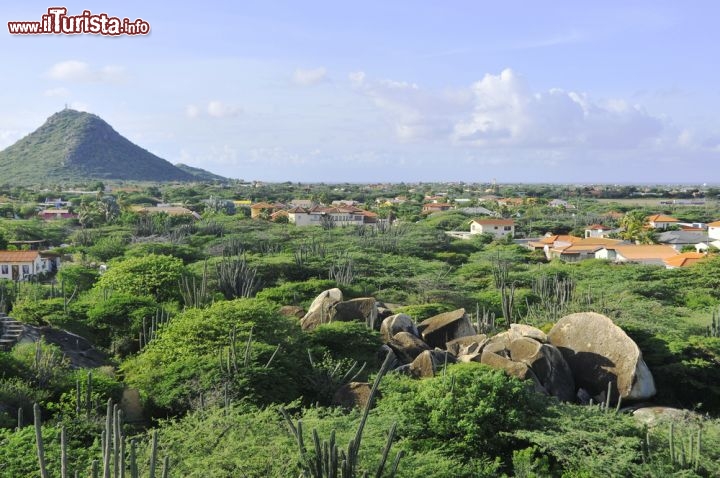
left=1, top=181, right=719, bottom=476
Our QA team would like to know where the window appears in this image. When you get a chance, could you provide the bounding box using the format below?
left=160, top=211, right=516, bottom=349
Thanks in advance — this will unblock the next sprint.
left=504, top=226, right=512, bottom=231
left=22, top=265, right=30, bottom=275
left=1, top=265, right=7, bottom=275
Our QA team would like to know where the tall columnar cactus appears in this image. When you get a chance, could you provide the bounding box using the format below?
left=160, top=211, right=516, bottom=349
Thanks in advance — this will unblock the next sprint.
left=34, top=403, right=49, bottom=478
left=281, top=354, right=402, bottom=478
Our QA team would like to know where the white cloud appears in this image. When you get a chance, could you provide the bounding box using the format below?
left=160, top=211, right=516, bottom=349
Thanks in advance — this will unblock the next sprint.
left=43, top=87, right=70, bottom=97
left=293, top=67, right=327, bottom=86
left=186, top=101, right=242, bottom=119
left=453, top=68, right=665, bottom=149
left=349, top=71, right=471, bottom=141
left=69, top=102, right=90, bottom=112
left=207, top=100, right=241, bottom=118
left=47, top=60, right=125, bottom=83
left=185, top=104, right=200, bottom=119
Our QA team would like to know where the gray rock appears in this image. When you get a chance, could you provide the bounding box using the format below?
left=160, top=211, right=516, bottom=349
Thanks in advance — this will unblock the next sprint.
left=15, top=324, right=108, bottom=368
left=300, top=288, right=343, bottom=331
left=409, top=349, right=456, bottom=378
left=380, top=314, right=418, bottom=344
left=418, top=308, right=476, bottom=349
left=548, top=312, right=656, bottom=402
left=509, top=323, right=548, bottom=343
left=445, top=334, right=487, bottom=356
left=332, top=382, right=373, bottom=410
left=388, top=331, right=431, bottom=364
left=332, top=298, right=378, bottom=328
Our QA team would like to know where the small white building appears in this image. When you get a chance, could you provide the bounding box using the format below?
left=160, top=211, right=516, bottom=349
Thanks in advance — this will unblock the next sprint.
left=708, top=221, right=720, bottom=241
left=584, top=224, right=613, bottom=238
left=0, top=250, right=44, bottom=281
left=646, top=214, right=680, bottom=230
left=470, top=219, right=515, bottom=238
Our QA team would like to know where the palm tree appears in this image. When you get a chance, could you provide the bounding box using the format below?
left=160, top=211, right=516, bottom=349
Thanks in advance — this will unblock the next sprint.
left=620, top=210, right=656, bottom=244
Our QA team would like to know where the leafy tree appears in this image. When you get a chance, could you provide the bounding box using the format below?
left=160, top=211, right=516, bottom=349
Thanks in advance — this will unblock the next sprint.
left=95, top=254, right=186, bottom=302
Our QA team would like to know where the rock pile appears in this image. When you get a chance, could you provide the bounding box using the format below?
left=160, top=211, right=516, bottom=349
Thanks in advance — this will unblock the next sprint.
left=301, top=289, right=657, bottom=405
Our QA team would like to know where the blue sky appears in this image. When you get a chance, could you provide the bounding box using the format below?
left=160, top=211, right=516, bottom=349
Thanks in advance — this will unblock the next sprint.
left=1, top=1, right=719, bottom=183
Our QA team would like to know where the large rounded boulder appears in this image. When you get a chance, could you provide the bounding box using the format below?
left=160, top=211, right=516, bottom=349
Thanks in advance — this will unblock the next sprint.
left=548, top=312, right=656, bottom=403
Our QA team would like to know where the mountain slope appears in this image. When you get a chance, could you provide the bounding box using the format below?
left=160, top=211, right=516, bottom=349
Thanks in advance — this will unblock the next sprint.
left=174, top=163, right=229, bottom=181
left=0, top=109, right=196, bottom=184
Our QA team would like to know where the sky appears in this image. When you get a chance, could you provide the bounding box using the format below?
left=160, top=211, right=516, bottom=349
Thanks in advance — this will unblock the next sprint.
left=1, top=1, right=719, bottom=183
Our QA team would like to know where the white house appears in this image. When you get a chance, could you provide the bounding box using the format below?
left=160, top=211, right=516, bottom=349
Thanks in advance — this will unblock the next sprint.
left=708, top=221, right=720, bottom=240
left=286, top=205, right=378, bottom=227
left=470, top=219, right=515, bottom=238
left=0, top=250, right=44, bottom=281
left=584, top=224, right=613, bottom=238
left=595, top=244, right=678, bottom=265
left=646, top=214, right=680, bottom=230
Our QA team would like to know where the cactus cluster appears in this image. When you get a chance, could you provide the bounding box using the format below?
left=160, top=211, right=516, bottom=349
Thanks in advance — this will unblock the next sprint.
left=281, top=354, right=402, bottom=478
left=33, top=400, right=170, bottom=478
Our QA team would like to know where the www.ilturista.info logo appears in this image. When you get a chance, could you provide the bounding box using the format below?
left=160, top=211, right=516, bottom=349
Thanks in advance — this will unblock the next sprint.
left=8, top=7, right=150, bottom=35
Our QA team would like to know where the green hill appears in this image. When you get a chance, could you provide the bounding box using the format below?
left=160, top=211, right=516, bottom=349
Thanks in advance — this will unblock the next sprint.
left=0, top=109, right=197, bottom=184
left=174, top=163, right=229, bottom=181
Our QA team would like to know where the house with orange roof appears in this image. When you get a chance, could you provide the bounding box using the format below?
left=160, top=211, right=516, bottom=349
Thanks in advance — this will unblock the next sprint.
left=496, top=198, right=524, bottom=207
left=422, top=203, right=453, bottom=214
left=470, top=219, right=514, bottom=238
left=646, top=214, right=680, bottom=230
left=595, top=244, right=679, bottom=265
left=0, top=250, right=44, bottom=281
left=584, top=224, right=614, bottom=239
left=286, top=205, right=379, bottom=227
left=664, top=252, right=707, bottom=269
left=250, top=202, right=287, bottom=219
left=547, top=237, right=625, bottom=262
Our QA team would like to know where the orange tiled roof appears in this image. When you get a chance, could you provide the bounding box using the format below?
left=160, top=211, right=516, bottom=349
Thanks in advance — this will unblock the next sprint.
left=646, top=214, right=679, bottom=223
left=614, top=244, right=679, bottom=260
left=553, top=244, right=606, bottom=254
left=0, top=250, right=40, bottom=262
left=586, top=224, right=612, bottom=230
left=664, top=252, right=707, bottom=268
left=707, top=221, right=720, bottom=227
left=472, top=219, right=515, bottom=226
left=538, top=234, right=581, bottom=245
left=576, top=237, right=624, bottom=246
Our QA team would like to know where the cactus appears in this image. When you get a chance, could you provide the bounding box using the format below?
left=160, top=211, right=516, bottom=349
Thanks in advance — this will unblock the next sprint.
left=216, top=254, right=259, bottom=299
left=707, top=306, right=720, bottom=337
left=329, top=253, right=354, bottom=286
left=34, top=403, right=49, bottom=478
left=61, top=425, right=68, bottom=478
left=179, top=260, right=211, bottom=309
left=281, top=354, right=401, bottom=478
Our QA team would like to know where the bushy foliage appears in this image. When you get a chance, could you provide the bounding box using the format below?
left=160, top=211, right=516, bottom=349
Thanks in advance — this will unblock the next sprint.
left=121, top=299, right=307, bottom=416
left=95, top=254, right=186, bottom=302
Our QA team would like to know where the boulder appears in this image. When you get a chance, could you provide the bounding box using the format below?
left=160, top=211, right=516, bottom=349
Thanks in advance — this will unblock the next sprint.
left=508, top=337, right=575, bottom=402
left=332, top=298, right=378, bottom=328
left=17, top=324, right=108, bottom=368
left=332, top=382, right=373, bottom=410
left=418, top=309, right=476, bottom=349
left=409, top=349, right=456, bottom=378
left=548, top=312, right=656, bottom=402
left=632, top=407, right=701, bottom=427
left=388, top=331, right=430, bottom=364
left=380, top=314, right=418, bottom=343
left=480, top=349, right=547, bottom=394
left=482, top=331, right=512, bottom=356
left=300, top=288, right=343, bottom=331
left=457, top=352, right=483, bottom=363
left=445, top=334, right=487, bottom=356
left=278, top=305, right=305, bottom=318
left=509, top=323, right=548, bottom=343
